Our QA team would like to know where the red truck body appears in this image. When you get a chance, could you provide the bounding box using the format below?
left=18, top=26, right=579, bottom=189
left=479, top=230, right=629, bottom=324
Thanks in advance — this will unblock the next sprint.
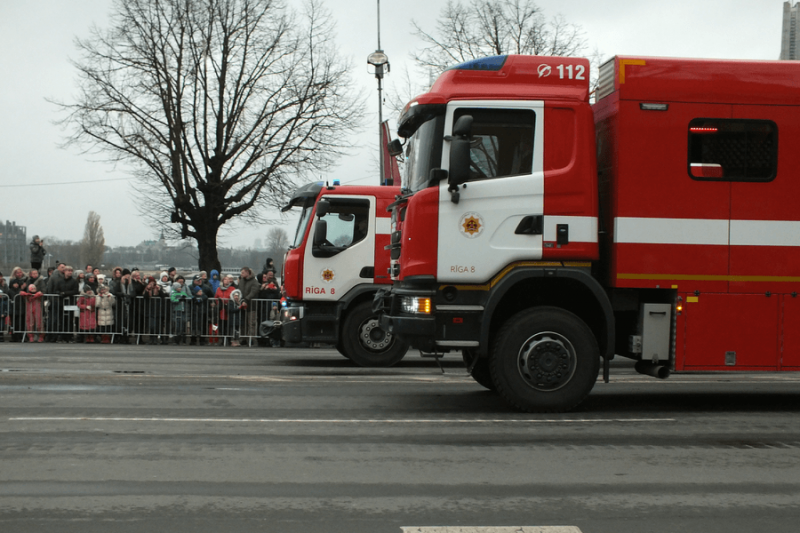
left=378, top=54, right=800, bottom=411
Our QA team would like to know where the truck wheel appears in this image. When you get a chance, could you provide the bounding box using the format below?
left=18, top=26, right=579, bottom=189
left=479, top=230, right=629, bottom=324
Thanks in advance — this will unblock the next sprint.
left=462, top=349, right=495, bottom=391
left=491, top=307, right=599, bottom=413
left=335, top=341, right=351, bottom=359
left=342, top=302, right=409, bottom=367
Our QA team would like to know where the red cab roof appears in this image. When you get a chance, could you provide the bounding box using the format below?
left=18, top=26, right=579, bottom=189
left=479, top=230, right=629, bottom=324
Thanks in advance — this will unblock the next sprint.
left=408, top=55, right=591, bottom=109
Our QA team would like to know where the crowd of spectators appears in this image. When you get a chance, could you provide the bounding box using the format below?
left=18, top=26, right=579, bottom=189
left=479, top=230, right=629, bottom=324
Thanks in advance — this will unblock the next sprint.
left=0, top=245, right=283, bottom=347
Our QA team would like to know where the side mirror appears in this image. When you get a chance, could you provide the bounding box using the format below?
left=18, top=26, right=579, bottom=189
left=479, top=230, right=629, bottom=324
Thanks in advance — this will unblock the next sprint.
left=447, top=115, right=473, bottom=204
left=452, top=115, right=473, bottom=137
left=313, top=219, right=328, bottom=246
left=387, top=139, right=403, bottom=157
left=316, top=199, right=330, bottom=218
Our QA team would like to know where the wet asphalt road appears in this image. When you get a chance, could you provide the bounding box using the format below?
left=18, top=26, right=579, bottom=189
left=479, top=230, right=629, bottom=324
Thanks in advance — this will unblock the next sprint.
left=2, top=342, right=800, bottom=532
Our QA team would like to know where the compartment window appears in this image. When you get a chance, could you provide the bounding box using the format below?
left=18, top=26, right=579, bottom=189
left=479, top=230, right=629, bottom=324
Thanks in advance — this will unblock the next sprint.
left=688, top=119, right=777, bottom=182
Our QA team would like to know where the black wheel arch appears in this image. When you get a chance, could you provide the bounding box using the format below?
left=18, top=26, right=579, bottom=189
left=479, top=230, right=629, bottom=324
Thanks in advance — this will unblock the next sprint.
left=479, top=268, right=614, bottom=361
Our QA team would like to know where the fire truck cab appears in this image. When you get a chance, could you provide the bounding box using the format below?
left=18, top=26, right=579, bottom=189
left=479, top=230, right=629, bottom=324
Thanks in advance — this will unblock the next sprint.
left=282, top=182, right=409, bottom=366
left=377, top=54, right=800, bottom=411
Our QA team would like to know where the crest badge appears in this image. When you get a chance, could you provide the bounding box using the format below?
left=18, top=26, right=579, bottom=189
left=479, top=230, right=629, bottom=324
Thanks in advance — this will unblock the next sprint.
left=321, top=268, right=335, bottom=283
left=459, top=212, right=484, bottom=238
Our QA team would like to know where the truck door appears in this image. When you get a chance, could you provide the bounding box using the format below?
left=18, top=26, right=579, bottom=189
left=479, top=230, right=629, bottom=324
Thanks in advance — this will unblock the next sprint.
left=727, top=106, right=800, bottom=367
left=437, top=101, right=544, bottom=283
left=303, top=196, right=375, bottom=300
left=681, top=112, right=784, bottom=369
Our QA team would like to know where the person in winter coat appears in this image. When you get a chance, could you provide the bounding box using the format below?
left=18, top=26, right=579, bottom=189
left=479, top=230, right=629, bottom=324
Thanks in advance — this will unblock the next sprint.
left=143, top=277, right=165, bottom=345
left=7, top=267, right=28, bottom=342
left=209, top=269, right=221, bottom=296
left=29, top=236, right=46, bottom=270
left=170, top=282, right=189, bottom=345
left=75, top=270, right=86, bottom=294
left=214, top=275, right=237, bottom=339
left=0, top=272, right=8, bottom=342
left=77, top=287, right=98, bottom=343
left=263, top=257, right=277, bottom=276
left=227, top=289, right=246, bottom=347
left=27, top=269, right=47, bottom=294
left=95, top=285, right=115, bottom=343
left=83, top=273, right=99, bottom=294
left=50, top=266, right=79, bottom=342
left=157, top=271, right=172, bottom=296
left=256, top=271, right=282, bottom=347
left=189, top=278, right=208, bottom=346
left=20, top=283, right=44, bottom=342
left=238, top=267, right=260, bottom=338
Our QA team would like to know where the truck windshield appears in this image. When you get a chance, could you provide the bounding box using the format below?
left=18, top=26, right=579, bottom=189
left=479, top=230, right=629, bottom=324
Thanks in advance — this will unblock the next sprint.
left=291, top=205, right=314, bottom=248
left=405, top=115, right=445, bottom=193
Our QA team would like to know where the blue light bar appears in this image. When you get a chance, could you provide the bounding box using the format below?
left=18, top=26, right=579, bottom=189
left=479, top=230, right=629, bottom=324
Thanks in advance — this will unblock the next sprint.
left=448, top=55, right=507, bottom=72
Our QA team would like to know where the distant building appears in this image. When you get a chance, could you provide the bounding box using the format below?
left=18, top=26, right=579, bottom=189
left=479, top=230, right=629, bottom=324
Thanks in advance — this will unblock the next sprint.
left=781, top=2, right=800, bottom=59
left=0, top=220, right=27, bottom=266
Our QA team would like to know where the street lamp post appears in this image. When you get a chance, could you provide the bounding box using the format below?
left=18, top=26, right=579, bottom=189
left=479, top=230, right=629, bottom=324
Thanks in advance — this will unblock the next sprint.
left=367, top=0, right=389, bottom=185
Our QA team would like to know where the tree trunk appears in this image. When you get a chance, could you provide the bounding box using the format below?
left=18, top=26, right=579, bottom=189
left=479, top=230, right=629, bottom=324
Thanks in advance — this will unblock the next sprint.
left=195, top=225, right=222, bottom=273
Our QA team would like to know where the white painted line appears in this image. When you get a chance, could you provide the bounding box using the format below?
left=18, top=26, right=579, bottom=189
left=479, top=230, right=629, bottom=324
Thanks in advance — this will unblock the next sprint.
left=8, top=417, right=673, bottom=424
left=400, top=526, right=581, bottom=533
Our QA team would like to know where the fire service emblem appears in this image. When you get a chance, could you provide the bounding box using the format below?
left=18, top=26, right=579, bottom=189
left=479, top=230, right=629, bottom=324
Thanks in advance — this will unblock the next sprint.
left=459, top=212, right=484, bottom=238
left=321, top=268, right=335, bottom=283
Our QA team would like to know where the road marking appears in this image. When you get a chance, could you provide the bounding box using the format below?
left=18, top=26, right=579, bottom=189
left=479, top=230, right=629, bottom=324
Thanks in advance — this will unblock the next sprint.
left=8, top=417, right=673, bottom=424
left=400, top=526, right=581, bottom=533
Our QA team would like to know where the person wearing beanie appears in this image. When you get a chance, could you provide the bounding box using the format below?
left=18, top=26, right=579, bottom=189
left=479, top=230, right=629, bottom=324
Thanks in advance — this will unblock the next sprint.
left=20, top=282, right=44, bottom=342
left=157, top=271, right=172, bottom=295
left=170, top=281, right=189, bottom=345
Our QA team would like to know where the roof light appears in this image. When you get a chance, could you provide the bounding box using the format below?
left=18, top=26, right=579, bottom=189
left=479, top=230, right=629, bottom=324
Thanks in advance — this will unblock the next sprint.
left=690, top=127, right=719, bottom=134
left=640, top=103, right=669, bottom=111
left=449, top=56, right=507, bottom=72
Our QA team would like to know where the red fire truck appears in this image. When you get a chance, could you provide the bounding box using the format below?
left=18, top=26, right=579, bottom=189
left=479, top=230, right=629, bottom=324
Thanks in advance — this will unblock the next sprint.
left=376, top=54, right=800, bottom=411
left=281, top=181, right=409, bottom=366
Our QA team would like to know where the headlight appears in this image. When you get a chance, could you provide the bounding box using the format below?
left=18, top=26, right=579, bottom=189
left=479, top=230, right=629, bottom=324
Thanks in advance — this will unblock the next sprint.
left=281, top=307, right=304, bottom=321
left=400, top=296, right=431, bottom=314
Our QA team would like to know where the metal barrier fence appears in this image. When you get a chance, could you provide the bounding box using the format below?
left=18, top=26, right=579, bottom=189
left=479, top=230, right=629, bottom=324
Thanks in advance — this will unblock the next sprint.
left=4, top=294, right=281, bottom=346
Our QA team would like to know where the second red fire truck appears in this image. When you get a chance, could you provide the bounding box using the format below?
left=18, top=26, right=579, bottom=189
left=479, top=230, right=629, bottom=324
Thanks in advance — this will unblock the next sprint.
left=376, top=54, right=800, bottom=411
left=281, top=182, right=409, bottom=366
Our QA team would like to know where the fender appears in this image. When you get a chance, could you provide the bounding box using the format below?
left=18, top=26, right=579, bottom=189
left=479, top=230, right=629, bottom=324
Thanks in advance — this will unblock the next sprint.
left=479, top=267, right=615, bottom=360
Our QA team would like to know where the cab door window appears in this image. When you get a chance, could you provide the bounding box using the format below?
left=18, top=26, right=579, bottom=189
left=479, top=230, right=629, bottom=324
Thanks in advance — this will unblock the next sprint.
left=453, top=108, right=535, bottom=181
left=312, top=198, right=370, bottom=257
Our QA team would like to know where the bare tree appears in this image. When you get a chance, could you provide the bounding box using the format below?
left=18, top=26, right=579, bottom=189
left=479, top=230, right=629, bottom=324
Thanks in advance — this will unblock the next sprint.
left=387, top=0, right=595, bottom=119
left=265, top=227, right=290, bottom=253
left=80, top=212, right=106, bottom=268
left=412, top=0, right=587, bottom=73
left=56, top=0, right=364, bottom=272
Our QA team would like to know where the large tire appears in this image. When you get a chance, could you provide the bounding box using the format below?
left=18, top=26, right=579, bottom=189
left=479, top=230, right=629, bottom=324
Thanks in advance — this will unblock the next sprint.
left=341, top=302, right=409, bottom=367
left=335, top=341, right=350, bottom=359
left=491, top=307, right=600, bottom=413
left=462, top=349, right=495, bottom=391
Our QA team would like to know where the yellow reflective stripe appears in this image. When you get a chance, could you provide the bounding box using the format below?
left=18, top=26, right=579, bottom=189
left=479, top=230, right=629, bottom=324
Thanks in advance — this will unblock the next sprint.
left=440, top=261, right=592, bottom=292
left=619, top=59, right=646, bottom=84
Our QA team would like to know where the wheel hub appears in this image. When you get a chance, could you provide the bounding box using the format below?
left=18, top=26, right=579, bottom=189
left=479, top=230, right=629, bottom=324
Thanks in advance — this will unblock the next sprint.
left=359, top=318, right=392, bottom=352
left=518, top=332, right=577, bottom=391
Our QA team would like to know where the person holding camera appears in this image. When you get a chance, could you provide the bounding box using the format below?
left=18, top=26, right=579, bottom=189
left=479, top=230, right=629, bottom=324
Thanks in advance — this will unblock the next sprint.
left=29, top=236, right=46, bottom=270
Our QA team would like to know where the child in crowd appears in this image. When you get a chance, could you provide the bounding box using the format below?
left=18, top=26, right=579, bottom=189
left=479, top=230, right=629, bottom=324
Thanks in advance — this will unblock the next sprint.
left=95, top=285, right=115, bottom=343
left=77, top=286, right=97, bottom=343
left=170, top=282, right=189, bottom=345
left=227, top=289, right=246, bottom=347
left=20, top=284, right=44, bottom=342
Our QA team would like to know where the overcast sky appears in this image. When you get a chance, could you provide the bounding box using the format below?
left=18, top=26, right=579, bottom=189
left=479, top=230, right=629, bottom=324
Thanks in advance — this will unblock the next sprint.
left=0, top=0, right=786, bottom=248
